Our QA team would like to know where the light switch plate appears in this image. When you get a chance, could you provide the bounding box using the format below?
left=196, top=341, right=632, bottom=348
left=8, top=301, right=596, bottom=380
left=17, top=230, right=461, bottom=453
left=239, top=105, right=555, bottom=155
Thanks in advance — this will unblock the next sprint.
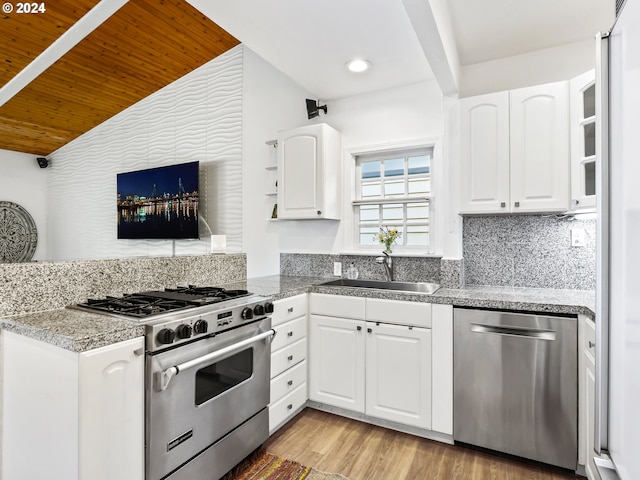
left=571, top=228, right=586, bottom=247
left=333, top=262, right=342, bottom=276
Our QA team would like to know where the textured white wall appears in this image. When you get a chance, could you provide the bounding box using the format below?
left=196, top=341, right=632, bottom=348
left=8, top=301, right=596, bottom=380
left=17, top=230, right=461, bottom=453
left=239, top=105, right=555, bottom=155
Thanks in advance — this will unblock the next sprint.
left=46, top=47, right=243, bottom=260
left=0, top=149, right=49, bottom=260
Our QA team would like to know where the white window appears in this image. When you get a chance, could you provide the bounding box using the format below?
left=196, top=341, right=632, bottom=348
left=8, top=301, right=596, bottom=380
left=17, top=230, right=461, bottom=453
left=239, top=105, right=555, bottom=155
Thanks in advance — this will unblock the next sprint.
left=354, top=147, right=433, bottom=251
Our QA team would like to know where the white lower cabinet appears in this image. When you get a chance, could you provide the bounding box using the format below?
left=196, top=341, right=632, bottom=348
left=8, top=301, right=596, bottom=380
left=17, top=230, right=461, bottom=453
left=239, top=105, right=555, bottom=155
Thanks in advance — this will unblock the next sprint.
left=269, top=383, right=308, bottom=433
left=309, top=293, right=442, bottom=432
left=579, top=315, right=598, bottom=479
left=1, top=331, right=144, bottom=480
left=268, top=294, right=309, bottom=433
left=79, top=337, right=144, bottom=480
left=309, top=315, right=366, bottom=412
left=365, top=322, right=431, bottom=429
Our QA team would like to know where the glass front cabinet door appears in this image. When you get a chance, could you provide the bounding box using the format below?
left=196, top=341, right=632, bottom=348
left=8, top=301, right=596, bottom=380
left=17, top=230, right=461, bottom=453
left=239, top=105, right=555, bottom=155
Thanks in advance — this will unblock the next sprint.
left=570, top=70, right=596, bottom=211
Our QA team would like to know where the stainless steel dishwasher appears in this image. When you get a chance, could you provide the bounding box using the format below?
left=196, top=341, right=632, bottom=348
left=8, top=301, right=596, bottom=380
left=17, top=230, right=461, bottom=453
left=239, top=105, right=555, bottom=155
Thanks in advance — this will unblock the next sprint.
left=453, top=308, right=577, bottom=470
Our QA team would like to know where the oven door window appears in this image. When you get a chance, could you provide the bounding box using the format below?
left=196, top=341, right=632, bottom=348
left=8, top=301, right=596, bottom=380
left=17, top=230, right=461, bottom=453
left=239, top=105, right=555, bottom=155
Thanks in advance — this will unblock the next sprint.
left=195, top=348, right=253, bottom=405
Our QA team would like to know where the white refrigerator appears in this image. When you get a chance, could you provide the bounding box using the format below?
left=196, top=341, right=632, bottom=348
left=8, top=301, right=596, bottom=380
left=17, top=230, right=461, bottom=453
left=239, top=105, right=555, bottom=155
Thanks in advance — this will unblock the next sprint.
left=596, top=0, right=640, bottom=479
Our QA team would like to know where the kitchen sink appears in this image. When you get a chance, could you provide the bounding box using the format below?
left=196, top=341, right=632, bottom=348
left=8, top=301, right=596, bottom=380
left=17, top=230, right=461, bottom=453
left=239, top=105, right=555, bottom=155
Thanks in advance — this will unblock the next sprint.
left=317, top=278, right=440, bottom=294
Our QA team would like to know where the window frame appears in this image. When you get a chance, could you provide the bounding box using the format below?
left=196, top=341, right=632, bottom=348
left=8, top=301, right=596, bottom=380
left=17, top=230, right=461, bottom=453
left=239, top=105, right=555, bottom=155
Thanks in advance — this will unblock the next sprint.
left=351, top=143, right=437, bottom=254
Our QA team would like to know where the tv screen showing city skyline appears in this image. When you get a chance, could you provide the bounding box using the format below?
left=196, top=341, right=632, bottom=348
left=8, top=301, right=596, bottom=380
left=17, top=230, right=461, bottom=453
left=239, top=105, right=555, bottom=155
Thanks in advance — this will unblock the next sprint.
left=117, top=161, right=200, bottom=239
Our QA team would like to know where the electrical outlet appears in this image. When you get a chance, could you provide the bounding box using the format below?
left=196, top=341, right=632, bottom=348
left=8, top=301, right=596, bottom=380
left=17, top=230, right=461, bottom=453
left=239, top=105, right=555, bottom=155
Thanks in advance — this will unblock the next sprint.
left=333, top=262, right=342, bottom=276
left=571, top=228, right=586, bottom=247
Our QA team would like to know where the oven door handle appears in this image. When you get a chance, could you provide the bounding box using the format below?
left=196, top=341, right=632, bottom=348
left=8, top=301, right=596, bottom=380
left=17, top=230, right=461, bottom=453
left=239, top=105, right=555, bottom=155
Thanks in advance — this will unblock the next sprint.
left=159, top=328, right=276, bottom=391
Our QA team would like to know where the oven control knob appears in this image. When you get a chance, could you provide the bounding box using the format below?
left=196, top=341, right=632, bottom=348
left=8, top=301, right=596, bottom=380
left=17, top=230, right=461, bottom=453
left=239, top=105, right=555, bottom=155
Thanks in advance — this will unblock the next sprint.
left=241, top=307, right=253, bottom=320
left=264, top=302, right=274, bottom=314
left=193, top=320, right=208, bottom=334
left=157, top=328, right=176, bottom=345
left=253, top=304, right=265, bottom=316
left=176, top=324, right=193, bottom=339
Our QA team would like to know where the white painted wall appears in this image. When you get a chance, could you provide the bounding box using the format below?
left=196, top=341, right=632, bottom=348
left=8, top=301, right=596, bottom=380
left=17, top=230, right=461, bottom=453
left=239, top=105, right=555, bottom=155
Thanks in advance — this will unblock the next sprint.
left=460, top=39, right=596, bottom=97
left=326, top=80, right=445, bottom=255
left=242, top=47, right=316, bottom=277
left=0, top=149, right=48, bottom=260
left=241, top=46, right=446, bottom=277
left=272, top=81, right=445, bottom=269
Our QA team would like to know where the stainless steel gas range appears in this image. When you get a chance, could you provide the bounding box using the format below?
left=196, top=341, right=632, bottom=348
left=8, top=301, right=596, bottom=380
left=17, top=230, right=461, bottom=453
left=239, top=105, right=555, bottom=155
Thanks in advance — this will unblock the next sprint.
left=77, top=286, right=275, bottom=480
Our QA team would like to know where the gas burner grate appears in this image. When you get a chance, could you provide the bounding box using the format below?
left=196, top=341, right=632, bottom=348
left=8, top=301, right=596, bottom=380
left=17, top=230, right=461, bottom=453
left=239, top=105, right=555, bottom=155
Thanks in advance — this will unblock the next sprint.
left=165, top=285, right=249, bottom=297
left=78, top=286, right=253, bottom=319
left=165, top=285, right=224, bottom=295
left=164, top=286, right=250, bottom=302
left=80, top=294, right=194, bottom=318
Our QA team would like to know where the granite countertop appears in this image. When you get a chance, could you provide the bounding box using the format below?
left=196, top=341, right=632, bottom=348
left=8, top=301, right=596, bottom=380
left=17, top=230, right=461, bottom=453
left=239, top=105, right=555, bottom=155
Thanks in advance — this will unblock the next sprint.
left=0, top=275, right=595, bottom=353
left=0, top=308, right=145, bottom=352
left=231, top=275, right=596, bottom=319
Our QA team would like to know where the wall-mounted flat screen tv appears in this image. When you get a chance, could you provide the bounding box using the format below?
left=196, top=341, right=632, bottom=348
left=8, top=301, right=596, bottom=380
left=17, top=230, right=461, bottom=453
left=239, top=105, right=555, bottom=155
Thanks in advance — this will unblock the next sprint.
left=117, top=161, right=199, bottom=239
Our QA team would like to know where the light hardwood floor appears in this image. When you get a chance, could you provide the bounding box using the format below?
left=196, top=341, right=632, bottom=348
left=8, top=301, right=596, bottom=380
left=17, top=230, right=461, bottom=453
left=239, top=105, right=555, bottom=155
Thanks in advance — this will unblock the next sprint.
left=265, top=408, right=582, bottom=480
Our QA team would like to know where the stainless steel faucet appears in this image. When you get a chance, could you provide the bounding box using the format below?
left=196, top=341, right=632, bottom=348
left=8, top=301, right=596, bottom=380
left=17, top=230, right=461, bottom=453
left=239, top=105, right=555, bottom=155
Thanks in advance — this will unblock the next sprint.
left=375, top=252, right=393, bottom=281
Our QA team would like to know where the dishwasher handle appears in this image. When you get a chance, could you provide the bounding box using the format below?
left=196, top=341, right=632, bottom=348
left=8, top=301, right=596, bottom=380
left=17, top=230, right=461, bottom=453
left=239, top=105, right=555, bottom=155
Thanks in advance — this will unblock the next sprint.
left=470, top=323, right=556, bottom=341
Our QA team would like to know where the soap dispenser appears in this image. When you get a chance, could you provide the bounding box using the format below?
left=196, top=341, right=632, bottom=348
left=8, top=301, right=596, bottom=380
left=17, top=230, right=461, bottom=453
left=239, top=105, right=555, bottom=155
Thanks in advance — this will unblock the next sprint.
left=345, top=263, right=359, bottom=280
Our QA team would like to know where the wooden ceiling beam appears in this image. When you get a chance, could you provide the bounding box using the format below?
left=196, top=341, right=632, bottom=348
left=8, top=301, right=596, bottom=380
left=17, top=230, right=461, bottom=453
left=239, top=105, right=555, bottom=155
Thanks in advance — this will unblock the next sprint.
left=0, top=0, right=240, bottom=155
left=0, top=0, right=130, bottom=107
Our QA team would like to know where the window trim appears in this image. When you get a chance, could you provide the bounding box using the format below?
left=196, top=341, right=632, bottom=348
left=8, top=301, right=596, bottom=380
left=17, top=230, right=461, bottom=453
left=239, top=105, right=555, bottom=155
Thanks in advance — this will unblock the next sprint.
left=346, top=139, right=441, bottom=254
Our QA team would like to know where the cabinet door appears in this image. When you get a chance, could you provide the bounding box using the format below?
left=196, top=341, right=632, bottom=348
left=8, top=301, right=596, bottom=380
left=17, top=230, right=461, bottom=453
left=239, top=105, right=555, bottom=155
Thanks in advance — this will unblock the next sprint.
left=308, top=315, right=365, bottom=412
left=365, top=322, right=432, bottom=429
left=459, top=91, right=510, bottom=214
left=1, top=331, right=80, bottom=480
left=586, top=354, right=597, bottom=479
left=278, top=129, right=321, bottom=219
left=583, top=317, right=598, bottom=479
left=570, top=70, right=597, bottom=211
left=79, top=337, right=144, bottom=480
left=510, top=82, right=570, bottom=212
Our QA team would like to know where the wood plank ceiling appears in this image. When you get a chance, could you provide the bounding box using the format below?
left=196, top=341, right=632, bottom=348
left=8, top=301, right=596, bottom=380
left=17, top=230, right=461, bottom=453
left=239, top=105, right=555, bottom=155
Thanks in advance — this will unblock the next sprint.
left=0, top=0, right=239, bottom=156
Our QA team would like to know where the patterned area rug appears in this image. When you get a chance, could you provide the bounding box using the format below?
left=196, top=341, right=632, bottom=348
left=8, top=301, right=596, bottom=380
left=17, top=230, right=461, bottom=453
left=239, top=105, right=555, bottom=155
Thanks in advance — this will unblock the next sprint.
left=221, top=448, right=349, bottom=480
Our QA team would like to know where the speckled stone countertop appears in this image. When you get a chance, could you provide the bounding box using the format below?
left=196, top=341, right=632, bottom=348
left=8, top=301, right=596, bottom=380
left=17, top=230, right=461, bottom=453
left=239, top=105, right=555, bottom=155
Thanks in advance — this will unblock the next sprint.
left=0, top=309, right=145, bottom=352
left=0, top=253, right=246, bottom=353
left=226, top=275, right=596, bottom=319
left=0, top=275, right=595, bottom=353
left=224, top=275, right=328, bottom=301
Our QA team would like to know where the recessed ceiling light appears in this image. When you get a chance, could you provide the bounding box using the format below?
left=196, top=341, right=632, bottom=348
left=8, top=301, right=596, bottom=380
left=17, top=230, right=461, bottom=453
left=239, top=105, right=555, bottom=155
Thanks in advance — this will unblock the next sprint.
left=346, top=59, right=371, bottom=73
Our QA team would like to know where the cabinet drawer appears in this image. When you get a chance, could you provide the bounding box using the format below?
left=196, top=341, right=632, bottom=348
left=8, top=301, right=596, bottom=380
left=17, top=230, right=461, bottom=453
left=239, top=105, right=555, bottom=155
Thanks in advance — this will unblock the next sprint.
left=270, top=360, right=307, bottom=404
left=310, top=293, right=365, bottom=319
left=366, top=298, right=432, bottom=328
left=269, top=383, right=307, bottom=433
left=272, top=316, right=307, bottom=353
left=271, top=338, right=307, bottom=379
left=273, top=295, right=308, bottom=326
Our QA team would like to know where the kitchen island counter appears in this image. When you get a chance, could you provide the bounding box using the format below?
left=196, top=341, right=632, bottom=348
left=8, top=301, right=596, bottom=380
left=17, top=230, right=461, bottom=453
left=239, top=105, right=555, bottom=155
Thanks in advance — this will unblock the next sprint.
left=0, top=308, right=145, bottom=352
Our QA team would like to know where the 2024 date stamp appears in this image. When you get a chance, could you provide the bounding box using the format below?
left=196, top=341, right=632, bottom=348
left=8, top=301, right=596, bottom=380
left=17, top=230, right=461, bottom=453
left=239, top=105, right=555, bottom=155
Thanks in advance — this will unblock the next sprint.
left=3, top=2, right=46, bottom=14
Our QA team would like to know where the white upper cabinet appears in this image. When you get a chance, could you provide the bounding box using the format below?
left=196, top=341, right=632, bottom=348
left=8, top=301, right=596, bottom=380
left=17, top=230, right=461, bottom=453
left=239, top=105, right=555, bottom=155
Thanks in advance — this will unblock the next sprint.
left=510, top=82, right=570, bottom=212
left=277, top=123, right=342, bottom=220
left=569, top=70, right=597, bottom=211
left=459, top=91, right=511, bottom=213
left=459, top=81, right=570, bottom=214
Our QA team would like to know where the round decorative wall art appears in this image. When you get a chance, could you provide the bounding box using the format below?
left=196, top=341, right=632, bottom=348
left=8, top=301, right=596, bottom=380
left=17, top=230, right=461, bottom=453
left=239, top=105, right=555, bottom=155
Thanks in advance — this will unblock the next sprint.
left=0, top=201, right=38, bottom=263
